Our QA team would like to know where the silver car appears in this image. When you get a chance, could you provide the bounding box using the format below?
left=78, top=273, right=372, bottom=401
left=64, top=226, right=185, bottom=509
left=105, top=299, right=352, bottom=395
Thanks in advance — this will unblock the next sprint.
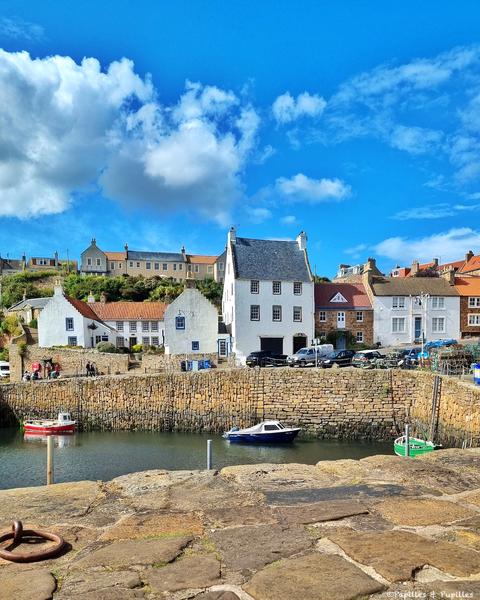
left=287, top=347, right=326, bottom=367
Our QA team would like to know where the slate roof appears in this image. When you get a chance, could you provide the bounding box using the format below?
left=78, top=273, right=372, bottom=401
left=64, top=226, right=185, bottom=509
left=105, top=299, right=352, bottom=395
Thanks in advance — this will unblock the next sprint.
left=370, top=277, right=458, bottom=296
left=8, top=297, right=51, bottom=311
left=128, top=250, right=185, bottom=262
left=231, top=237, right=311, bottom=282
left=315, top=283, right=372, bottom=309
left=89, top=302, right=168, bottom=321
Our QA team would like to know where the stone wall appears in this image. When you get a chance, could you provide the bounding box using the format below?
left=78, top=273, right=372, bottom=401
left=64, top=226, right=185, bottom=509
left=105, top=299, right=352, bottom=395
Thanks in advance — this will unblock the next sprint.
left=141, top=353, right=220, bottom=374
left=0, top=367, right=479, bottom=444
left=9, top=344, right=130, bottom=382
left=315, top=309, right=374, bottom=346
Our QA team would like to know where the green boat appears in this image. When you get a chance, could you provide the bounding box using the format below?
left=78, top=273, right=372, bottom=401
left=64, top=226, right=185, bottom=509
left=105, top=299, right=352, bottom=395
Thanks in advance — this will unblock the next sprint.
left=394, top=435, right=437, bottom=457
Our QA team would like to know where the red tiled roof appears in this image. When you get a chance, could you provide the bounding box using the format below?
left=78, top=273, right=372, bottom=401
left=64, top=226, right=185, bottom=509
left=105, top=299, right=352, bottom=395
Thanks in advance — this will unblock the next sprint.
left=187, top=254, right=218, bottom=265
left=105, top=252, right=126, bottom=261
left=66, top=296, right=103, bottom=321
left=89, top=302, right=168, bottom=321
left=315, top=283, right=372, bottom=308
left=459, top=255, right=480, bottom=273
left=455, top=276, right=480, bottom=296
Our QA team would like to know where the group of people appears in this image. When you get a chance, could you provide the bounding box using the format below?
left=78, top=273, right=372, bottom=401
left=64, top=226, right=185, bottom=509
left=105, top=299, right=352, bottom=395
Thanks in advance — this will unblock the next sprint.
left=85, top=362, right=98, bottom=377
left=23, top=362, right=60, bottom=381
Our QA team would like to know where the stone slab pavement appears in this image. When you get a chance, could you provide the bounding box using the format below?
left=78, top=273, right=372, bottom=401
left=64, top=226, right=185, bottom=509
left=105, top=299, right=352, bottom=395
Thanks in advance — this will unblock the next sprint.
left=0, top=449, right=480, bottom=599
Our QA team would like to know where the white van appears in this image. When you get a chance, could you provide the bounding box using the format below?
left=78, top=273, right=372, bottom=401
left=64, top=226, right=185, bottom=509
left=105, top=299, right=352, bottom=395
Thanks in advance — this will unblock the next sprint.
left=0, top=361, right=10, bottom=378
left=287, top=344, right=334, bottom=367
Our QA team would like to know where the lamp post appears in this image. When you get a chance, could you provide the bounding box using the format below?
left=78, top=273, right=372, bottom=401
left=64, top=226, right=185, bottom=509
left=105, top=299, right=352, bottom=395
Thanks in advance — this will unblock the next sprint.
left=415, top=293, right=430, bottom=366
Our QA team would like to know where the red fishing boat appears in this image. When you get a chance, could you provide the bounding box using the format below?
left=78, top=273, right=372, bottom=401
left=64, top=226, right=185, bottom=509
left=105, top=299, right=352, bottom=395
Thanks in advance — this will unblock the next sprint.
left=23, top=412, right=76, bottom=435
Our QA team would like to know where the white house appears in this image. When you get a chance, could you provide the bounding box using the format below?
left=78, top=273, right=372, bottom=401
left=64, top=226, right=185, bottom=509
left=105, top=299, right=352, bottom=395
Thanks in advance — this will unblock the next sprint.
left=222, top=228, right=315, bottom=362
left=164, top=285, right=229, bottom=355
left=39, top=285, right=116, bottom=348
left=364, top=268, right=460, bottom=347
left=86, top=295, right=167, bottom=349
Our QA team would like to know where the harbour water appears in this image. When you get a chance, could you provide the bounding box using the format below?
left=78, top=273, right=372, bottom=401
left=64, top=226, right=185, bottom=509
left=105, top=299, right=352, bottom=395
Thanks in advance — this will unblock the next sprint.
left=0, top=428, right=392, bottom=490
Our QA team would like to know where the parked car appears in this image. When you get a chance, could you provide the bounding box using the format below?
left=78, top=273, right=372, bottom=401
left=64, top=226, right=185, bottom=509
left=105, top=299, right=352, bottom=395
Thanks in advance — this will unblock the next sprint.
left=351, top=350, right=384, bottom=368
left=287, top=345, right=334, bottom=367
left=320, top=350, right=355, bottom=368
left=0, top=361, right=10, bottom=379
left=246, top=350, right=287, bottom=367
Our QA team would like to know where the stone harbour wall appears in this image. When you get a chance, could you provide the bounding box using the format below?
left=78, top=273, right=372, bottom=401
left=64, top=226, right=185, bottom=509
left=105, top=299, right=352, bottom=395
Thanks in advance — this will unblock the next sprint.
left=0, top=368, right=479, bottom=444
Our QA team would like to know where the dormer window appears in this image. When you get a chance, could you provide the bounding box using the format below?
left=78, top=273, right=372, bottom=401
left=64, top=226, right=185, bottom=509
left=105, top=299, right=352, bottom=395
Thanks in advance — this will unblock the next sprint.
left=272, top=281, right=281, bottom=295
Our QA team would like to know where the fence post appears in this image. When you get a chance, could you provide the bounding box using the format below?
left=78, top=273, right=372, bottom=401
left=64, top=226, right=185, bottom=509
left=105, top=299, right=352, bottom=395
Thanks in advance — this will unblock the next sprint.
left=207, top=439, right=212, bottom=470
left=47, top=436, right=54, bottom=484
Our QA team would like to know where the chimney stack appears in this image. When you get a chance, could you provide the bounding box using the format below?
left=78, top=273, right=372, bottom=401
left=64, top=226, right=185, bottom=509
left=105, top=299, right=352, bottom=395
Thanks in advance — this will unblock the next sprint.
left=441, top=267, right=455, bottom=286
left=87, top=291, right=95, bottom=304
left=124, top=243, right=128, bottom=260
left=411, top=260, right=420, bottom=276
left=432, top=257, right=439, bottom=268
left=296, top=231, right=307, bottom=251
left=365, top=257, right=377, bottom=272
left=100, top=292, right=107, bottom=304
left=54, top=279, right=64, bottom=296
left=228, top=226, right=236, bottom=245
left=185, top=272, right=196, bottom=289
left=465, top=250, right=474, bottom=263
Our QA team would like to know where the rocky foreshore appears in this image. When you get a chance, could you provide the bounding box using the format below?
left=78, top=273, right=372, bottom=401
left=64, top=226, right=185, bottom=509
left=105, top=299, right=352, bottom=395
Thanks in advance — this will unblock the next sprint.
left=1, top=449, right=480, bottom=599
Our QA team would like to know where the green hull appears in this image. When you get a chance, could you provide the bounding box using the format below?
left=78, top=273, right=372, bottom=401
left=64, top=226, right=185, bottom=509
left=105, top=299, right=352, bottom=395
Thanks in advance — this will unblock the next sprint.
left=394, top=436, right=436, bottom=458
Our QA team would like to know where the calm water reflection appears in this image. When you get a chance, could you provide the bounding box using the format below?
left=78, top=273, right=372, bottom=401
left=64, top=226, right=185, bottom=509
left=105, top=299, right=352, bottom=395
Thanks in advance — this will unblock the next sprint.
left=0, top=428, right=392, bottom=490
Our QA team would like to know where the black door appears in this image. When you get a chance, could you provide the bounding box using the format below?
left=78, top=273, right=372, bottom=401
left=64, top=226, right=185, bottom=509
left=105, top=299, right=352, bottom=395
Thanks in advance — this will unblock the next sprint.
left=293, top=335, right=307, bottom=353
left=260, top=337, right=283, bottom=354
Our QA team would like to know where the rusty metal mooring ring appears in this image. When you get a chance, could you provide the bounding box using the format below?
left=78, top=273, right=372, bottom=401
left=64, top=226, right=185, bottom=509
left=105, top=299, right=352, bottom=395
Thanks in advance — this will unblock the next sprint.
left=0, top=521, right=65, bottom=563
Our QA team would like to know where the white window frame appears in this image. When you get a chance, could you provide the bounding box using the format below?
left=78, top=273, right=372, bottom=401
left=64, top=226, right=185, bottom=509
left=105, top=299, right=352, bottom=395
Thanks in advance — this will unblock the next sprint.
left=142, top=321, right=149, bottom=332
left=392, top=317, right=406, bottom=333
left=293, top=306, right=302, bottom=322
left=142, top=337, right=150, bottom=346
left=250, top=305, right=260, bottom=321
left=151, top=321, right=159, bottom=332
left=392, top=297, right=406, bottom=309
left=96, top=258, right=101, bottom=267
left=469, top=297, right=480, bottom=308
left=272, top=305, right=282, bottom=322
left=318, top=311, right=326, bottom=322
left=129, top=321, right=137, bottom=332
left=432, top=317, right=446, bottom=333
left=272, top=281, right=282, bottom=295
left=151, top=336, right=159, bottom=346
left=293, top=281, right=302, bottom=295
left=250, top=280, right=259, bottom=294
left=116, top=321, right=124, bottom=332
left=468, top=314, right=480, bottom=326
left=65, top=317, right=74, bottom=331
left=87, top=258, right=92, bottom=266
left=431, top=297, right=445, bottom=309
left=68, top=336, right=77, bottom=346
left=163, top=263, right=168, bottom=271
left=356, top=331, right=364, bottom=342
left=356, top=311, right=363, bottom=322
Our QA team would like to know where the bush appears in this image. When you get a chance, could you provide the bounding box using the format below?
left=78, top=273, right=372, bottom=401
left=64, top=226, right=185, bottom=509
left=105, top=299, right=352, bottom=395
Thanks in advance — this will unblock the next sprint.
left=18, top=342, right=27, bottom=357
left=28, top=319, right=38, bottom=329
left=0, top=315, right=22, bottom=337
left=96, top=341, right=117, bottom=353
left=131, top=344, right=143, bottom=353
left=0, top=347, right=9, bottom=361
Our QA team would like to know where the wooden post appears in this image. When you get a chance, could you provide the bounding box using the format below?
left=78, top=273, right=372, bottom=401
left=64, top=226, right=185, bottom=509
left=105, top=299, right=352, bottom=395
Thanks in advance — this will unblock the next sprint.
left=47, top=436, right=54, bottom=484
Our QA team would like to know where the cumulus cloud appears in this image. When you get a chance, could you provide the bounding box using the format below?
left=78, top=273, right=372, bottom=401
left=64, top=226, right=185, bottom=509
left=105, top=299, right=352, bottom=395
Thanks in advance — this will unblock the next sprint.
left=272, top=91, right=326, bottom=124
left=275, top=173, right=351, bottom=202
left=374, top=227, right=480, bottom=263
left=0, top=50, right=259, bottom=222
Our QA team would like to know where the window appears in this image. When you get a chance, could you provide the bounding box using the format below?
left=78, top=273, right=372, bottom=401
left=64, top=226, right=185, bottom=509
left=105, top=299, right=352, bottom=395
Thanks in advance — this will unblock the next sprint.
left=431, top=297, right=445, bottom=309
left=192, top=341, right=200, bottom=351
left=187, top=264, right=192, bottom=272
left=356, top=311, right=363, bottom=322
left=118, top=262, right=122, bottom=269
left=469, top=297, right=480, bottom=308
left=432, top=317, right=445, bottom=333
left=136, top=262, right=140, bottom=268
left=318, top=311, right=326, bottom=322
left=151, top=321, right=159, bottom=332
left=194, top=265, right=199, bottom=273
left=179, top=264, right=183, bottom=271
left=87, top=258, right=92, bottom=266
left=129, top=321, right=137, bottom=332
left=95, top=335, right=102, bottom=344
left=96, top=258, right=101, bottom=267
left=293, top=306, right=302, bottom=322
left=392, top=317, right=406, bottom=333
left=208, top=266, right=213, bottom=273
left=142, top=321, right=149, bottom=332
left=356, top=331, right=364, bottom=342
left=151, top=336, right=159, bottom=346
left=116, top=321, right=124, bottom=332
left=392, top=297, right=406, bottom=309
left=65, top=317, right=74, bottom=331
left=250, top=280, right=259, bottom=294
left=154, top=263, right=159, bottom=270
left=294, top=282, right=302, bottom=295
left=175, top=316, right=185, bottom=330
left=116, top=337, right=125, bottom=348
left=250, top=305, right=260, bottom=321
left=101, top=334, right=108, bottom=342
left=272, top=281, right=281, bottom=294
left=272, top=305, right=282, bottom=321
left=163, top=263, right=168, bottom=271
left=129, top=261, right=133, bottom=268
left=110, top=262, right=114, bottom=269
left=468, top=314, right=480, bottom=326
left=68, top=336, right=77, bottom=346
left=142, top=337, right=150, bottom=346
left=146, top=262, right=151, bottom=270
left=173, top=263, right=177, bottom=271
left=219, top=262, right=224, bottom=271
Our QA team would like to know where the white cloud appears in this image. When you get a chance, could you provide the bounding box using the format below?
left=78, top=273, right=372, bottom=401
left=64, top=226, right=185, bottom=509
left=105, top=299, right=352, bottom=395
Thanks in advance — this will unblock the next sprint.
left=374, top=227, right=480, bottom=263
left=344, top=243, right=368, bottom=259
left=392, top=202, right=480, bottom=220
left=390, top=125, right=443, bottom=155
left=0, top=50, right=260, bottom=222
left=249, top=207, right=272, bottom=223
left=275, top=173, right=351, bottom=202
left=0, top=17, right=44, bottom=41
left=272, top=91, right=326, bottom=124
left=281, top=215, right=297, bottom=225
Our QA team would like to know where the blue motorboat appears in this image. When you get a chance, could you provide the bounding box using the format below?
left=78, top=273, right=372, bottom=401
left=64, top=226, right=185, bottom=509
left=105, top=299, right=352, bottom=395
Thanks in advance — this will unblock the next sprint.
left=223, top=420, right=301, bottom=443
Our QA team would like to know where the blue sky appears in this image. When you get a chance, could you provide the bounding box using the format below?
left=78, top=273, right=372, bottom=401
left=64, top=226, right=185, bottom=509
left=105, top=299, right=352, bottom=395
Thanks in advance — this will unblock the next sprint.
left=1, top=1, right=480, bottom=277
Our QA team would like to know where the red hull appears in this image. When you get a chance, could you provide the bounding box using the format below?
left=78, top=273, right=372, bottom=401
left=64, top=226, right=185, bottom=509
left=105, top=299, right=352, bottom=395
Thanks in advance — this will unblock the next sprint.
left=24, top=424, right=76, bottom=435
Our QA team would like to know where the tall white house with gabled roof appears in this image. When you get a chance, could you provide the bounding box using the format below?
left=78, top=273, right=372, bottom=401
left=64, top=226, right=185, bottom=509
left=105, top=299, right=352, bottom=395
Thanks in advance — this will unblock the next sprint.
left=222, top=227, right=315, bottom=362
